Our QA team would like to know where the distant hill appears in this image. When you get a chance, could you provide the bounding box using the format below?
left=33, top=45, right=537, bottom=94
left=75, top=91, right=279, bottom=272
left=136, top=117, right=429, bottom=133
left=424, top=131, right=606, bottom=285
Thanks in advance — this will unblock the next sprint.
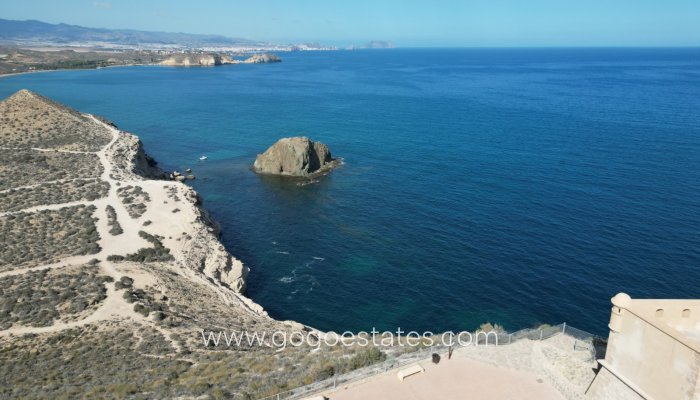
left=0, top=18, right=264, bottom=47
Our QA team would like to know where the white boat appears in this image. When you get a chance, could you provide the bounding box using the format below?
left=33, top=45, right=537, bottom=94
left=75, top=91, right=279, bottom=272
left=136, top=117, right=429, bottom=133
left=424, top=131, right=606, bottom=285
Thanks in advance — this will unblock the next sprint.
left=199, top=155, right=208, bottom=161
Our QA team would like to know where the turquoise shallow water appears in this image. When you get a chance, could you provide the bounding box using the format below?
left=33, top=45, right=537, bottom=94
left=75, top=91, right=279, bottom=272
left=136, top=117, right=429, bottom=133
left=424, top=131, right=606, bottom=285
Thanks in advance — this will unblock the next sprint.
left=1, top=48, right=699, bottom=335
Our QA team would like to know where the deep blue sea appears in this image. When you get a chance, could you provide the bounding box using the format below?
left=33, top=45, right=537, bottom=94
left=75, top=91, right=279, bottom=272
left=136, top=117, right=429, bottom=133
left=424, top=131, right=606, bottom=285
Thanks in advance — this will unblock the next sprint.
left=2, top=48, right=699, bottom=336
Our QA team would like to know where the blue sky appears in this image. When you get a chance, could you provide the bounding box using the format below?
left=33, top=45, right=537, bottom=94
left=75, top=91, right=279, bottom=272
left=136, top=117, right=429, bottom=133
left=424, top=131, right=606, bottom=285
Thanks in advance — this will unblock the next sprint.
left=2, top=0, right=699, bottom=47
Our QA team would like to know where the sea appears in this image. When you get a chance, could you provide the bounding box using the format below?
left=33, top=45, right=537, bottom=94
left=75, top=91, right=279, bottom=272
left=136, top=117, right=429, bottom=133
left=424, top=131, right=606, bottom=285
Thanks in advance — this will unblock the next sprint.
left=2, top=48, right=699, bottom=336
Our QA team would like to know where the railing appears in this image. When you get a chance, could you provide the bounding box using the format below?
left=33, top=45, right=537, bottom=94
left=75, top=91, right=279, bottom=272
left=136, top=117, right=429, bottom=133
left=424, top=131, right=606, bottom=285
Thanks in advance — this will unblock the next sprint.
left=255, top=345, right=449, bottom=400
left=256, top=323, right=606, bottom=400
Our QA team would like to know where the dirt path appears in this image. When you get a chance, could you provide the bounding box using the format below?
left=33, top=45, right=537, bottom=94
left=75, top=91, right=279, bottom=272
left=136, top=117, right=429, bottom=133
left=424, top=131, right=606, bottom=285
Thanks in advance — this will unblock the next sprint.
left=0, top=255, right=98, bottom=279
left=0, top=114, right=262, bottom=353
left=0, top=177, right=98, bottom=193
left=0, top=116, right=158, bottom=340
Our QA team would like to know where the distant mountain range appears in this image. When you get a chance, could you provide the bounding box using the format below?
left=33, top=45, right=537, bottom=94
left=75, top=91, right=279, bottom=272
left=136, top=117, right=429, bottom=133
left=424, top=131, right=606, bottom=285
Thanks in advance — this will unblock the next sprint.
left=0, top=18, right=266, bottom=48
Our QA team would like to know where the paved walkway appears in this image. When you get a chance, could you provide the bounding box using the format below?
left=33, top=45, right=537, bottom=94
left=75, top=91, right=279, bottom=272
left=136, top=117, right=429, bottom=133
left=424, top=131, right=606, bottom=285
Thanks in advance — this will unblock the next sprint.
left=317, top=353, right=564, bottom=400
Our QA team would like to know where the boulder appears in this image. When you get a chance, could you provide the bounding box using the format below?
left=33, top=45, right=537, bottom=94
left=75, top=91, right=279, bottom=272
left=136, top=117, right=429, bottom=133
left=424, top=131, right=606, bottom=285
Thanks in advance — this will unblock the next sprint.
left=253, top=137, right=336, bottom=177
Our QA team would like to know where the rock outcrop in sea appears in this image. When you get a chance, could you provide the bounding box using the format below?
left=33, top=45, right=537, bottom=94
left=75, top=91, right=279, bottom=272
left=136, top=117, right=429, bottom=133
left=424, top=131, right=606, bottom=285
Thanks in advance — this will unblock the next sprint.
left=242, top=53, right=282, bottom=64
left=253, top=136, right=336, bottom=176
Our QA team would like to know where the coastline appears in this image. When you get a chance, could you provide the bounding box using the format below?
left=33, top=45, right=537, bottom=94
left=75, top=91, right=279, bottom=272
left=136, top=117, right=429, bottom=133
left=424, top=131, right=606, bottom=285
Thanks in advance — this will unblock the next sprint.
left=101, top=117, right=273, bottom=316
left=0, top=88, right=308, bottom=336
left=0, top=63, right=151, bottom=79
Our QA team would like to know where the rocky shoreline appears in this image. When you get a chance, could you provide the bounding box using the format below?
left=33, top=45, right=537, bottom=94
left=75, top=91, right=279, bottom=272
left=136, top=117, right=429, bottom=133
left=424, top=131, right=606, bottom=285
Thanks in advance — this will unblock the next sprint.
left=106, top=123, right=268, bottom=312
left=159, top=52, right=282, bottom=67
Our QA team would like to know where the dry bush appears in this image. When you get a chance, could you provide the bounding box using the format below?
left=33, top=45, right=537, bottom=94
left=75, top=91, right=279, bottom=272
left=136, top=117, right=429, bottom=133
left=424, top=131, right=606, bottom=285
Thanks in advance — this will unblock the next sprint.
left=0, top=265, right=112, bottom=329
left=0, top=149, right=102, bottom=190
left=0, top=91, right=112, bottom=151
left=116, top=185, right=150, bottom=218
left=0, top=205, right=101, bottom=271
left=0, top=179, right=109, bottom=212
left=105, top=205, right=123, bottom=235
left=108, top=231, right=173, bottom=263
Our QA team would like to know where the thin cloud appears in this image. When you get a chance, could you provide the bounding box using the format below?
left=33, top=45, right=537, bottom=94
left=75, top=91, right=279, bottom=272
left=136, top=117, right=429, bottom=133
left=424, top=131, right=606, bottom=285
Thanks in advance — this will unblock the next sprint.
left=93, top=1, right=112, bottom=9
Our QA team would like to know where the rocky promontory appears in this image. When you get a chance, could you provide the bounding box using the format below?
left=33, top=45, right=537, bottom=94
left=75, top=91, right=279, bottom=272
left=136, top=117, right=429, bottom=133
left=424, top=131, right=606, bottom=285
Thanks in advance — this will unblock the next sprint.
left=159, top=52, right=281, bottom=67
left=159, top=53, right=234, bottom=66
left=253, top=136, right=337, bottom=176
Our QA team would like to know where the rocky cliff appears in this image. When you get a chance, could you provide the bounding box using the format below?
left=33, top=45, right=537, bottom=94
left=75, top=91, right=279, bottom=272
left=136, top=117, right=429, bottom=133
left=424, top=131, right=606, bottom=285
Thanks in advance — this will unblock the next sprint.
left=106, top=131, right=251, bottom=294
left=159, top=52, right=281, bottom=67
left=159, top=53, right=236, bottom=66
left=253, top=136, right=336, bottom=176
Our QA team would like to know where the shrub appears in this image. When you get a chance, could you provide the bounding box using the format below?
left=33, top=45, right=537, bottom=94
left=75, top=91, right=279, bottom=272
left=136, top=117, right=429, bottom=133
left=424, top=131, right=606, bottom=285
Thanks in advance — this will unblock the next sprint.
left=105, top=205, right=123, bottom=236
left=0, top=205, right=101, bottom=271
left=116, top=185, right=150, bottom=218
left=114, top=276, right=134, bottom=290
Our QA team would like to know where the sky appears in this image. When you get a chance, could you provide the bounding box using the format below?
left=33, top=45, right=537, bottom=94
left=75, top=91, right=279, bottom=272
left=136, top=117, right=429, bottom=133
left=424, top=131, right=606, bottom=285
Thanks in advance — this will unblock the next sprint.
left=2, top=0, right=700, bottom=47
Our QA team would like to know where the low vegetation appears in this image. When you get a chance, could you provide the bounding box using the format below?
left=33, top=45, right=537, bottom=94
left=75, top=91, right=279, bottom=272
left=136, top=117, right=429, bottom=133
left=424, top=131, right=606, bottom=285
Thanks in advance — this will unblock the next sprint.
left=107, top=231, right=174, bottom=263
left=0, top=45, right=168, bottom=76
left=0, top=205, right=101, bottom=271
left=0, top=89, right=112, bottom=151
left=105, top=205, right=123, bottom=235
left=0, top=265, right=112, bottom=329
left=0, top=149, right=102, bottom=190
left=0, top=179, right=109, bottom=212
left=0, top=325, right=190, bottom=399
left=166, top=185, right=181, bottom=202
left=116, top=185, right=150, bottom=218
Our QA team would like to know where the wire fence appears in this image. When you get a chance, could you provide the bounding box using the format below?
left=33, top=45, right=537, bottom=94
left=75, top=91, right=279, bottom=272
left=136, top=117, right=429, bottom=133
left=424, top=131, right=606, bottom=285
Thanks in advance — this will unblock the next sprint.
left=256, top=323, right=606, bottom=400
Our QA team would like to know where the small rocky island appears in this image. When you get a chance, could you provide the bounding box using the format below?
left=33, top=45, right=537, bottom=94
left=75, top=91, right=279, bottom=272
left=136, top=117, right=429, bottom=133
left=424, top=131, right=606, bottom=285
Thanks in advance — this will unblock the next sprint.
left=253, top=136, right=337, bottom=177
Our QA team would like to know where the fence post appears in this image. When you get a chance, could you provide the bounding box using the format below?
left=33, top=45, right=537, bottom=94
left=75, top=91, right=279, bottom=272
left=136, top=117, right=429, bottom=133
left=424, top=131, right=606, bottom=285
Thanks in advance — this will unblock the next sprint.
left=277, top=394, right=280, bottom=400
left=333, top=374, right=337, bottom=388
left=509, top=334, right=512, bottom=344
left=539, top=329, right=543, bottom=340
left=562, top=322, right=567, bottom=335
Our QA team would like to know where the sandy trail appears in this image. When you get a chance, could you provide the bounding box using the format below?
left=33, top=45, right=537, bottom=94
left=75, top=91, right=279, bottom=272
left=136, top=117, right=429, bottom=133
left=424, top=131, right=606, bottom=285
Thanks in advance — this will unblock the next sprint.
left=0, top=177, right=98, bottom=193
left=0, top=116, right=158, bottom=339
left=0, top=114, right=261, bottom=353
left=0, top=255, right=98, bottom=278
left=0, top=146, right=95, bottom=154
left=0, top=200, right=95, bottom=217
